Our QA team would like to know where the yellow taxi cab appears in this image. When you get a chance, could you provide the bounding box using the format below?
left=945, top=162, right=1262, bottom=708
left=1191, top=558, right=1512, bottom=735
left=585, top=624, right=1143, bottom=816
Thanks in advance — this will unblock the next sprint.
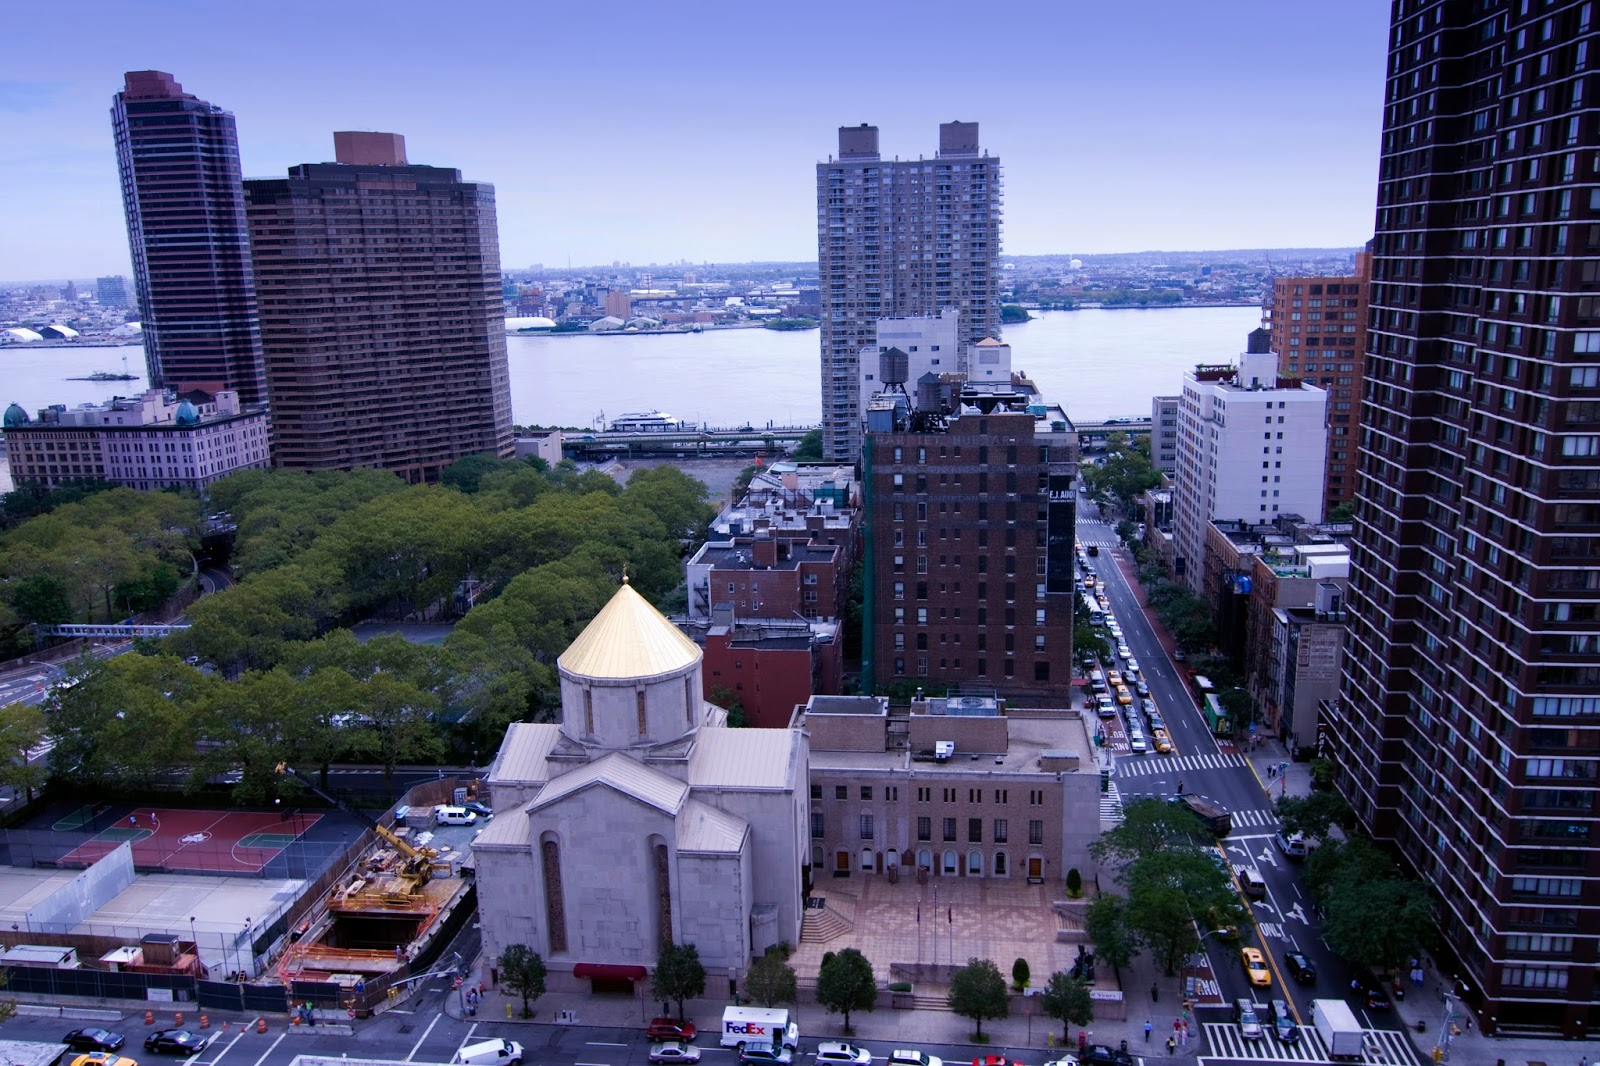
left=1241, top=947, right=1272, bottom=987
left=1115, top=685, right=1133, bottom=705
left=1152, top=729, right=1174, bottom=754
left=1106, top=670, right=1123, bottom=688
left=73, top=1055, right=138, bottom=1066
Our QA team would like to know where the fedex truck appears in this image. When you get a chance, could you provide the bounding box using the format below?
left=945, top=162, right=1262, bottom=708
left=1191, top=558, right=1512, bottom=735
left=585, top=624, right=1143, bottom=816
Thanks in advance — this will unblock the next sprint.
left=721, top=1007, right=799, bottom=1049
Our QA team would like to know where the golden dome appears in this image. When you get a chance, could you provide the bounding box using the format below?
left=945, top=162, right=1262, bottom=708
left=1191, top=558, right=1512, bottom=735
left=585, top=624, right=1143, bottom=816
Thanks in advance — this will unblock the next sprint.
left=558, top=581, right=701, bottom=680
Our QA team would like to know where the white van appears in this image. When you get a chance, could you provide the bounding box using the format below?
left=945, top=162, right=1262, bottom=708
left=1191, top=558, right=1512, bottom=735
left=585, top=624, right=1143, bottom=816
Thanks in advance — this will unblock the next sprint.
left=435, top=805, right=478, bottom=827
left=1235, top=865, right=1267, bottom=899
left=454, top=1039, right=522, bottom=1066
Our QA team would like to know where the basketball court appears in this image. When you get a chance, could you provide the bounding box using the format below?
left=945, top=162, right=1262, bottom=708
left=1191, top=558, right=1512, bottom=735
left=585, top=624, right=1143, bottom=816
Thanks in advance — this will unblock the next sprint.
left=56, top=805, right=324, bottom=874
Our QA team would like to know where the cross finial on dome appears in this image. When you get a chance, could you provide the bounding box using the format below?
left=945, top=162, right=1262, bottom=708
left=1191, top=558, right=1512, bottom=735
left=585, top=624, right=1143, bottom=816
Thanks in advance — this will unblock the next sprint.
left=621, top=563, right=629, bottom=585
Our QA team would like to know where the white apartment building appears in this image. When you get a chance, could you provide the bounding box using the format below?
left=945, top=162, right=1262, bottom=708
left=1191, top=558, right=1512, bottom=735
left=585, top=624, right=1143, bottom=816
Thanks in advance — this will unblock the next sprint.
left=817, top=122, right=1002, bottom=463
left=3, top=388, right=270, bottom=493
left=1172, top=330, right=1327, bottom=591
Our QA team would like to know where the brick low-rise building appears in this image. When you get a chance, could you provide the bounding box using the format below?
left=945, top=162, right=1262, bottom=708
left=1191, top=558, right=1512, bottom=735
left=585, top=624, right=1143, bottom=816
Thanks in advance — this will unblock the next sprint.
left=3, top=388, right=269, bottom=492
left=802, top=692, right=1099, bottom=884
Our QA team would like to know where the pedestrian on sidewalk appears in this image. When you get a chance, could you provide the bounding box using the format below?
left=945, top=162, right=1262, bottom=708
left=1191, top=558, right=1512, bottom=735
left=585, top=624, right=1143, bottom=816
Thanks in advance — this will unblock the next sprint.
left=1144, top=1020, right=1152, bottom=1042
left=1165, top=1036, right=1175, bottom=1056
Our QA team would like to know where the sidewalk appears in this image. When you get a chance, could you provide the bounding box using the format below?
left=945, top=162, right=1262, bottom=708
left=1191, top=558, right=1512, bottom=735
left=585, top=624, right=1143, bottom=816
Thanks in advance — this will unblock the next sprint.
left=442, top=955, right=1209, bottom=1061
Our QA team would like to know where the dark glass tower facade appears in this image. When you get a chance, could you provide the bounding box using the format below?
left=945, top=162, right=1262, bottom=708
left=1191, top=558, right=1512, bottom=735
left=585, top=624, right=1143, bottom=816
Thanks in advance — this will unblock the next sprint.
left=1331, top=0, right=1600, bottom=1036
left=112, top=71, right=266, bottom=404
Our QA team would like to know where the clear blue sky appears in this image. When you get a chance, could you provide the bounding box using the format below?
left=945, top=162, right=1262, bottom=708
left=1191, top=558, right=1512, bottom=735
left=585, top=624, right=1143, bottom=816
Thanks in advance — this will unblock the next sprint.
left=2, top=0, right=1390, bottom=280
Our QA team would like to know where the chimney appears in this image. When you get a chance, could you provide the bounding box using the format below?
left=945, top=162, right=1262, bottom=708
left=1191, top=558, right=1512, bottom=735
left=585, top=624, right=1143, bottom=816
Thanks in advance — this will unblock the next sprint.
left=752, top=533, right=778, bottom=568
left=838, top=124, right=880, bottom=160
left=333, top=131, right=408, bottom=166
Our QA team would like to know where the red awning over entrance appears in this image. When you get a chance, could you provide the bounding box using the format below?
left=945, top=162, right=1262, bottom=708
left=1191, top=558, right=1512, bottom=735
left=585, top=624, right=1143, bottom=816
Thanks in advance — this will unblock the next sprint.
left=573, top=963, right=647, bottom=981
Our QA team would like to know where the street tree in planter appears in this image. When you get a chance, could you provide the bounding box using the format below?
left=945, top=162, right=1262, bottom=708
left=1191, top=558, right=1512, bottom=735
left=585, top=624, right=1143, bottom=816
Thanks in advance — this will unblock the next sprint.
left=744, top=947, right=798, bottom=1008
left=1012, top=957, right=1030, bottom=992
left=499, top=945, right=547, bottom=1018
left=947, top=957, right=1009, bottom=1041
left=815, top=947, right=877, bottom=1033
left=651, top=942, right=706, bottom=1020
left=1039, top=971, right=1094, bottom=1044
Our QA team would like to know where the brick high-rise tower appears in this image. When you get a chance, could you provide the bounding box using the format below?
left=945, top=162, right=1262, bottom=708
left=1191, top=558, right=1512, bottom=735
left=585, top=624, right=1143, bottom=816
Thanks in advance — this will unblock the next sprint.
left=1331, top=0, right=1600, bottom=1037
left=817, top=122, right=1002, bottom=463
left=244, top=133, right=514, bottom=481
left=112, top=71, right=267, bottom=403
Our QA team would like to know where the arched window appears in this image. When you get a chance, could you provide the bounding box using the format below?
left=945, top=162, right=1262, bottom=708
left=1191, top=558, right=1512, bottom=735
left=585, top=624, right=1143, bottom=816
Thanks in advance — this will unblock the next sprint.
left=967, top=850, right=983, bottom=875
left=541, top=838, right=567, bottom=953
left=994, top=851, right=1008, bottom=876
left=812, top=845, right=825, bottom=869
left=917, top=848, right=932, bottom=871
left=652, top=840, right=673, bottom=949
left=942, top=850, right=958, bottom=875
left=685, top=678, right=695, bottom=726
left=886, top=848, right=900, bottom=869
left=637, top=690, right=648, bottom=735
left=860, top=848, right=875, bottom=871
left=583, top=691, right=594, bottom=735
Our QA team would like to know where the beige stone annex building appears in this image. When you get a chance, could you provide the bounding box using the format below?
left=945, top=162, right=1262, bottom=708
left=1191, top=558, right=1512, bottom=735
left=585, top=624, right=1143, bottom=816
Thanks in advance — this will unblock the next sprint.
left=473, top=582, right=810, bottom=990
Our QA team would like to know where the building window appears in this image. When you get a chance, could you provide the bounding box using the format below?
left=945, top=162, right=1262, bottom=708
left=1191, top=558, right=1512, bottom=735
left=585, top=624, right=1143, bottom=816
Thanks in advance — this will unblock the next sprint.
left=861, top=786, right=873, bottom=801
left=860, top=815, right=874, bottom=840
left=1029, top=820, right=1044, bottom=846
left=812, top=812, right=824, bottom=838
left=917, top=816, right=931, bottom=841
left=968, top=818, right=983, bottom=843
left=636, top=690, right=647, bottom=735
left=942, top=817, right=957, bottom=842
left=811, top=784, right=822, bottom=799
left=836, top=785, right=848, bottom=800
left=994, top=819, right=1008, bottom=842
left=994, top=851, right=1007, bottom=876
left=584, top=690, right=594, bottom=735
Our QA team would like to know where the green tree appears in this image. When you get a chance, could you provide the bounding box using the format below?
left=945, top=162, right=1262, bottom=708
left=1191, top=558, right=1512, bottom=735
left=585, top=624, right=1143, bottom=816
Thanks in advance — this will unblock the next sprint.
left=1273, top=792, right=1351, bottom=841
left=947, top=957, right=1008, bottom=1040
left=1083, top=892, right=1138, bottom=971
left=1011, top=957, right=1030, bottom=991
left=10, top=571, right=75, bottom=625
left=1000, top=304, right=1033, bottom=324
left=651, top=942, right=706, bottom=1021
left=793, top=428, right=824, bottom=461
left=1039, top=971, right=1094, bottom=1044
left=814, top=947, right=877, bottom=1032
left=744, top=947, right=798, bottom=1008
left=1307, top=838, right=1434, bottom=972
left=499, top=944, right=547, bottom=1018
left=442, top=452, right=514, bottom=494
left=0, top=703, right=48, bottom=801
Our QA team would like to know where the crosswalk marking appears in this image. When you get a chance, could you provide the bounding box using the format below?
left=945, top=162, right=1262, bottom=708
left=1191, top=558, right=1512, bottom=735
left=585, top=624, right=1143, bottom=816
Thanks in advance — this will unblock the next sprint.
left=1118, top=752, right=1249, bottom=777
left=1101, top=781, right=1126, bottom=825
left=1201, top=1021, right=1421, bottom=1064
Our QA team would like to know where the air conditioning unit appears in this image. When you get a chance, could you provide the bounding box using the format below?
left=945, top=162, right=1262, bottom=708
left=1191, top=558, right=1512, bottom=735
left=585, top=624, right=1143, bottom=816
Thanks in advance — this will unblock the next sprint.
left=934, top=741, right=955, bottom=761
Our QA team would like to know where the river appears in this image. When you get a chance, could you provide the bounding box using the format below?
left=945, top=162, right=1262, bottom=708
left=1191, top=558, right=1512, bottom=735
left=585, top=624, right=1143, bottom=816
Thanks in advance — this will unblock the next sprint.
left=0, top=306, right=1262, bottom=486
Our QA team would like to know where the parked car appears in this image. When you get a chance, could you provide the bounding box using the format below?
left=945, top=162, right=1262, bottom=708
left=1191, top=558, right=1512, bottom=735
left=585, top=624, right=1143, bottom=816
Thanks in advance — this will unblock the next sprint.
left=462, top=800, right=493, bottom=819
left=739, top=1047, right=793, bottom=1066
left=1172, top=648, right=1186, bottom=661
left=971, top=1057, right=1023, bottom=1066
left=817, top=1045, right=872, bottom=1066
left=1268, top=1000, right=1300, bottom=1044
left=1125, top=658, right=1139, bottom=675
left=1354, top=977, right=1392, bottom=1010
left=1284, top=951, right=1317, bottom=984
left=887, top=1052, right=941, bottom=1066
left=1127, top=727, right=1148, bottom=754
left=650, top=1044, right=702, bottom=1065
left=1235, top=999, right=1264, bottom=1040
left=145, top=1030, right=211, bottom=1055
left=1275, top=831, right=1308, bottom=859
left=646, top=1019, right=698, bottom=1042
left=1241, top=947, right=1272, bottom=987
left=72, top=1055, right=136, bottom=1066
left=1078, top=1046, right=1134, bottom=1066
left=64, top=1031, right=125, bottom=1054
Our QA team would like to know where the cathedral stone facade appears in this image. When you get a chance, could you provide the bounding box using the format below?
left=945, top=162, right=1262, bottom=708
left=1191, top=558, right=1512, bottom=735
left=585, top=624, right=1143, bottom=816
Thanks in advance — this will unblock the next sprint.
left=473, top=581, right=809, bottom=986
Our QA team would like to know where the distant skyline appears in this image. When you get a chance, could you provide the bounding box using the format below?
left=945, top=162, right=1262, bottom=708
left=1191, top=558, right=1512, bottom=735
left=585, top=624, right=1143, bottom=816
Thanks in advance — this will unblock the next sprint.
left=3, top=0, right=1388, bottom=281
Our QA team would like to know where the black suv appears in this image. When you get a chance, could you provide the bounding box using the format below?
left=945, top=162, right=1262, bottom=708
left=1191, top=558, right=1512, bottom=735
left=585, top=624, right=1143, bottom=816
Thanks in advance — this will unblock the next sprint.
left=1284, top=951, right=1316, bottom=984
left=1078, top=1047, right=1134, bottom=1066
left=1352, top=977, right=1392, bottom=1010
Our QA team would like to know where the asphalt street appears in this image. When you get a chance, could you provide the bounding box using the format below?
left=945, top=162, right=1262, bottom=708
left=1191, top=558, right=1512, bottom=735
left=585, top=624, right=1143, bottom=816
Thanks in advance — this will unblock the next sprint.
left=1074, top=507, right=1414, bottom=1045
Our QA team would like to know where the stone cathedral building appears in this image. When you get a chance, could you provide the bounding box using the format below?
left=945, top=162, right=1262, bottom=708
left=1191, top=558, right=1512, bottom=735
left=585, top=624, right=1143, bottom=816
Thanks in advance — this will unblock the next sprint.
left=473, top=581, right=809, bottom=989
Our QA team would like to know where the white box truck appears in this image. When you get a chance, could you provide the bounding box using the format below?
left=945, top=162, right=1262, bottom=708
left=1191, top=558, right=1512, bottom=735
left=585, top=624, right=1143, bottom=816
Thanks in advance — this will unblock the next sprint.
left=1312, top=999, right=1364, bottom=1060
left=720, top=1006, right=798, bottom=1049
